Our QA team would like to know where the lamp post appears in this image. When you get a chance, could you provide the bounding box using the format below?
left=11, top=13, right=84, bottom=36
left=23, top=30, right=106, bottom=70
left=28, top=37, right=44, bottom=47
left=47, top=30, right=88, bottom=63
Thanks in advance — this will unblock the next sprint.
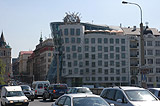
left=122, top=1, right=145, bottom=87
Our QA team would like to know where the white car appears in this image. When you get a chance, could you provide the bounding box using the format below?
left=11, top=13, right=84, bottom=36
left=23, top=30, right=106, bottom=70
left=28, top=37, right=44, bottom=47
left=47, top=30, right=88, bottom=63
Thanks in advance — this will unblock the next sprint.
left=100, top=86, right=160, bottom=106
left=51, top=93, right=113, bottom=106
left=1, top=86, right=29, bottom=106
left=148, top=88, right=160, bottom=99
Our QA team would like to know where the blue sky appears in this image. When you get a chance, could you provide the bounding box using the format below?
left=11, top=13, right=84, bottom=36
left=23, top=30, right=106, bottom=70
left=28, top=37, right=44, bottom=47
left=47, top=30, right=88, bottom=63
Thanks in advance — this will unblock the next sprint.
left=0, top=0, right=160, bottom=58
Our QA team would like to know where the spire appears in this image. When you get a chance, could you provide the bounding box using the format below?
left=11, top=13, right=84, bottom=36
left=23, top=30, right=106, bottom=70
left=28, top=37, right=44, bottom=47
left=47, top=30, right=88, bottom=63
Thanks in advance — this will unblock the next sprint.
left=39, top=32, right=43, bottom=43
left=0, top=31, right=6, bottom=47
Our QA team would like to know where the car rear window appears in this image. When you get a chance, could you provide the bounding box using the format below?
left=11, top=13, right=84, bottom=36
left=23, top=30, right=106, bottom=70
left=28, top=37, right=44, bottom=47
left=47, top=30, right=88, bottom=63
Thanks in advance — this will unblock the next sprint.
left=54, top=85, right=67, bottom=89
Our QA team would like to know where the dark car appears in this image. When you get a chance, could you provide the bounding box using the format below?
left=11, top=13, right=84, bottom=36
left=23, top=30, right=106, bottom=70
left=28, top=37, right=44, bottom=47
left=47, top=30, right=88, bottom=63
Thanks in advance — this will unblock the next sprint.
left=43, top=84, right=68, bottom=101
left=20, top=85, right=35, bottom=101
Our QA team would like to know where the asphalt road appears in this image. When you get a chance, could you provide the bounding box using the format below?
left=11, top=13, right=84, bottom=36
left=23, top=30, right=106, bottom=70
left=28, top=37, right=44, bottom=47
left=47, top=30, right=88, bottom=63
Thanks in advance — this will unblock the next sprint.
left=0, top=98, right=55, bottom=106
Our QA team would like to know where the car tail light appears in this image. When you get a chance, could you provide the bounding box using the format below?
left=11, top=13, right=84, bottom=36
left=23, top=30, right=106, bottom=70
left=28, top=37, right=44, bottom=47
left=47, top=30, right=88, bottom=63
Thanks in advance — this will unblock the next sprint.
left=35, top=90, right=37, bottom=93
left=53, top=90, right=56, bottom=93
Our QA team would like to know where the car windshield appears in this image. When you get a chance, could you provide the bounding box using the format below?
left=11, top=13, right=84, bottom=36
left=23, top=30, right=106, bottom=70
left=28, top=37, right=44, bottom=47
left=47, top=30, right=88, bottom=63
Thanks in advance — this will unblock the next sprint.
left=21, top=86, right=31, bottom=91
left=7, top=91, right=25, bottom=97
left=73, top=97, right=110, bottom=106
left=125, top=90, right=157, bottom=101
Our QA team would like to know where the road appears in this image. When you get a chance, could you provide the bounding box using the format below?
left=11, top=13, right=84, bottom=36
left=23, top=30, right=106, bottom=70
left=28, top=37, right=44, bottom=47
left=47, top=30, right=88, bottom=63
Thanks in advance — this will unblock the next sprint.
left=0, top=98, right=54, bottom=106
left=29, top=98, right=54, bottom=106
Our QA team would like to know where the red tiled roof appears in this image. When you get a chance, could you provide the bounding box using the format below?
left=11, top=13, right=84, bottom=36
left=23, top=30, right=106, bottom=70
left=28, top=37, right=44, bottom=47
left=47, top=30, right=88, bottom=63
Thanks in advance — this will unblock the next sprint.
left=20, top=51, right=33, bottom=55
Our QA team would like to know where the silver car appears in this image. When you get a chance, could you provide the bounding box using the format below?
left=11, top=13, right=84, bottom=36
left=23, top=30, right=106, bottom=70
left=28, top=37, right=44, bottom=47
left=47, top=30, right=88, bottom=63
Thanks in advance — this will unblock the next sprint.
left=100, top=86, right=160, bottom=106
left=51, top=93, right=112, bottom=106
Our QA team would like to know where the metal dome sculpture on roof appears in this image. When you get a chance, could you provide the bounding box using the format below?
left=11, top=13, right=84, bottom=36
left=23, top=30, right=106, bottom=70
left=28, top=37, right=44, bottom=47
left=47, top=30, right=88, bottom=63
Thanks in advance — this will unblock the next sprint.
left=63, top=12, right=81, bottom=24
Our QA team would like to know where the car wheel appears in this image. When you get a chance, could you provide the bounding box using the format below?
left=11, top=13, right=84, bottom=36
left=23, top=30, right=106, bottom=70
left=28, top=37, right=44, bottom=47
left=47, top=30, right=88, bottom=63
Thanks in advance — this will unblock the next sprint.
left=43, top=94, right=46, bottom=101
left=31, top=98, right=34, bottom=101
left=1, top=102, right=4, bottom=106
left=49, top=95, right=53, bottom=101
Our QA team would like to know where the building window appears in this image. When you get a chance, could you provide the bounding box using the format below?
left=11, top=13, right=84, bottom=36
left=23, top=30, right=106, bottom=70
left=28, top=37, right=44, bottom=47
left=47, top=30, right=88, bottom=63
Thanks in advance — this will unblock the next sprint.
left=92, top=54, right=96, bottom=59
left=86, top=77, right=90, bottom=81
left=110, top=46, right=114, bottom=51
left=79, top=62, right=83, bottom=67
left=84, top=38, right=89, bottom=44
left=147, top=41, right=152, bottom=46
left=104, top=69, right=108, bottom=74
left=156, top=59, right=160, bottom=64
left=104, top=54, right=108, bottom=59
left=78, top=54, right=82, bottom=60
left=156, top=68, right=160, bottom=73
left=86, top=68, right=90, bottom=74
left=77, top=47, right=81, bottom=52
left=74, top=68, right=78, bottom=74
left=92, top=77, right=96, bottom=81
left=68, top=62, right=72, bottom=67
left=91, top=47, right=96, bottom=52
left=92, top=70, right=95, bottom=75
left=70, top=28, right=75, bottom=35
left=77, top=38, right=81, bottom=43
left=76, top=29, right=80, bottom=35
left=98, top=46, right=102, bottom=51
left=116, top=47, right=119, bottom=52
left=98, top=68, right=102, bottom=74
left=110, top=68, right=114, bottom=73
left=92, top=62, right=96, bottom=67
left=104, top=61, right=108, bottom=67
left=110, top=38, right=114, bottom=44
left=64, top=29, right=68, bottom=35
left=116, top=77, right=120, bottom=81
left=116, top=54, right=120, bottom=60
left=116, top=69, right=120, bottom=74
left=65, top=38, right=69, bottom=43
left=110, top=61, right=114, bottom=66
left=85, top=46, right=89, bottom=51
left=155, top=50, right=160, bottom=56
left=121, top=39, right=125, bottom=44
left=110, top=53, right=114, bottom=59
left=104, top=38, right=108, bottom=44
left=73, top=53, right=77, bottom=59
left=67, top=54, right=71, bottom=59
left=69, top=69, right=72, bottom=74
left=80, top=69, right=83, bottom=75
left=116, top=62, right=120, bottom=67
left=122, top=68, right=126, bottom=73
left=85, top=61, right=89, bottom=66
left=104, top=47, right=108, bottom=52
left=98, top=38, right=102, bottom=44
left=98, top=60, right=102, bottom=66
left=122, top=61, right=126, bottom=66
left=98, top=53, right=102, bottom=58
left=105, top=77, right=108, bottom=81
left=121, top=46, right=125, bottom=51
left=98, top=77, right=102, bottom=81
left=116, top=39, right=119, bottom=44
left=121, top=53, right=125, bottom=59
left=110, top=77, right=114, bottom=81
left=72, top=45, right=76, bottom=51
left=85, top=53, right=89, bottom=58
left=148, top=59, right=153, bottom=64
left=73, top=61, right=77, bottom=66
left=91, top=38, right=95, bottom=44
left=122, top=77, right=126, bottom=81
left=147, top=50, right=153, bottom=55
left=155, top=41, right=160, bottom=46
left=71, top=37, right=75, bottom=43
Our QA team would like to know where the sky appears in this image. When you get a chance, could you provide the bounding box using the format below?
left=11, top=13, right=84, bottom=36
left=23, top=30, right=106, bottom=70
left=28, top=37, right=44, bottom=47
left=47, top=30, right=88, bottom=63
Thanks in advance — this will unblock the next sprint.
left=0, top=0, right=160, bottom=58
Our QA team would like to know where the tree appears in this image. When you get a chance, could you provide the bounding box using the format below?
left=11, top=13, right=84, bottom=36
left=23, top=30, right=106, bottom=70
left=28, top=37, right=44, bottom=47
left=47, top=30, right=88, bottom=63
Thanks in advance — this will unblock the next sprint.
left=0, top=59, right=6, bottom=85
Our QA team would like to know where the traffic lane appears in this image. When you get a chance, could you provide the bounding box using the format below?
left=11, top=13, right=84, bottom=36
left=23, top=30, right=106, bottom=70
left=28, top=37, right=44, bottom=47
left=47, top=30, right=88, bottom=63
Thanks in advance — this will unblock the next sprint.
left=29, top=98, right=55, bottom=106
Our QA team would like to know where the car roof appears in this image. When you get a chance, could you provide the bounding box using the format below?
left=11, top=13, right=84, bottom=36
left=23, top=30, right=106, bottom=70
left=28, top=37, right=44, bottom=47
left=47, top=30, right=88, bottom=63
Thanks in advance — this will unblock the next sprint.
left=104, top=86, right=145, bottom=91
left=63, top=93, right=99, bottom=98
left=148, top=88, right=160, bottom=90
left=4, top=86, right=22, bottom=91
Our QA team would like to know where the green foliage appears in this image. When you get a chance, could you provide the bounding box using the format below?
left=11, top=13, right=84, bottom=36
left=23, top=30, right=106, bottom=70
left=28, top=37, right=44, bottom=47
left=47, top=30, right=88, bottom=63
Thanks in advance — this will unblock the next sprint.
left=0, top=59, right=6, bottom=85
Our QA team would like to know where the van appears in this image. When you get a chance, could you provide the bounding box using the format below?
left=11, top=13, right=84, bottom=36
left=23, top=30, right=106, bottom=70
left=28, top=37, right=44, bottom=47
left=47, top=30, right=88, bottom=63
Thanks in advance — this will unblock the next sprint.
left=1, top=86, right=29, bottom=106
left=32, top=81, right=50, bottom=98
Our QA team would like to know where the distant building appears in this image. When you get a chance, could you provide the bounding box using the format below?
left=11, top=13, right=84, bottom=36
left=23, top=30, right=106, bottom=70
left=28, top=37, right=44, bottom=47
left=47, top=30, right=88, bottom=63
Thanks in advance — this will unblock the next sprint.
left=27, top=35, right=54, bottom=81
left=0, top=32, right=12, bottom=83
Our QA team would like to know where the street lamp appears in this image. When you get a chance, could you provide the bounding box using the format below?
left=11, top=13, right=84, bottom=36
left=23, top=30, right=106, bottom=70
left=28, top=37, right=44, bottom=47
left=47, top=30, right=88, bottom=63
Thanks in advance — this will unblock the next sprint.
left=122, top=1, right=145, bottom=87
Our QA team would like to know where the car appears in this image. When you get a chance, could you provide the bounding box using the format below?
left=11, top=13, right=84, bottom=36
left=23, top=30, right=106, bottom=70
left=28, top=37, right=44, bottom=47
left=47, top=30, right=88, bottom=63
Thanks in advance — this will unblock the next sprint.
left=67, top=87, right=93, bottom=94
left=32, top=81, right=50, bottom=98
left=148, top=88, right=160, bottom=99
left=51, top=93, right=113, bottom=106
left=100, top=86, right=160, bottom=106
left=43, top=84, right=68, bottom=101
left=1, top=86, right=29, bottom=106
left=20, top=85, right=35, bottom=101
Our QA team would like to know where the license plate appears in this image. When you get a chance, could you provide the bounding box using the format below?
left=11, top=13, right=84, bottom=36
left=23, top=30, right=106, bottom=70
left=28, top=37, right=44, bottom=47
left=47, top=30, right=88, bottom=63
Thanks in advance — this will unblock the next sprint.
left=15, top=103, right=22, bottom=105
